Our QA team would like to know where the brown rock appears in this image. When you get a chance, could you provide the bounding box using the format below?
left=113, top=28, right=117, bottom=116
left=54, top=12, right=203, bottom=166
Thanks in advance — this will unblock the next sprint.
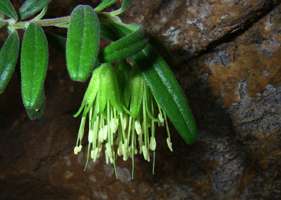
left=124, top=0, right=280, bottom=57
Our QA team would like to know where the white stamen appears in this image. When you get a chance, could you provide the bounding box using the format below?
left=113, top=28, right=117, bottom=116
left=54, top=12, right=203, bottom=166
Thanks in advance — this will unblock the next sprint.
left=122, top=140, right=128, bottom=161
left=74, top=145, right=82, bottom=155
left=121, top=116, right=127, bottom=130
left=88, top=128, right=94, bottom=143
left=167, top=137, right=173, bottom=152
left=109, top=118, right=119, bottom=133
left=98, top=125, right=108, bottom=142
left=142, top=145, right=149, bottom=161
left=149, top=137, right=157, bottom=151
left=135, top=120, right=142, bottom=135
left=158, top=113, right=164, bottom=123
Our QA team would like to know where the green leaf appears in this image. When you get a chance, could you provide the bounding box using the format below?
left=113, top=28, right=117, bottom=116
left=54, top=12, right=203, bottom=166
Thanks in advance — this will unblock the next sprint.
left=103, top=27, right=147, bottom=61
left=19, top=0, right=51, bottom=20
left=134, top=46, right=198, bottom=144
left=104, top=27, right=145, bottom=53
left=0, top=0, right=18, bottom=20
left=110, top=0, right=132, bottom=16
left=21, top=23, right=48, bottom=120
left=95, top=0, right=116, bottom=12
left=0, top=31, right=20, bottom=94
left=66, top=5, right=100, bottom=82
left=104, top=39, right=148, bottom=62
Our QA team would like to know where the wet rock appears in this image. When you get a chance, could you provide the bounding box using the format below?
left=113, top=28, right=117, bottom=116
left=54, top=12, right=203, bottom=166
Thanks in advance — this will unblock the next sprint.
left=124, top=0, right=281, bottom=57
left=185, top=4, right=281, bottom=199
left=190, top=4, right=281, bottom=151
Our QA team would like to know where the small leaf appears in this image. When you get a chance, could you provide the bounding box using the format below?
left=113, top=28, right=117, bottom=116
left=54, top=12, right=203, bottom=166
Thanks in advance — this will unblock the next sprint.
left=0, top=0, right=18, bottom=20
left=21, top=23, right=48, bottom=120
left=95, top=0, right=116, bottom=12
left=66, top=5, right=100, bottom=82
left=19, top=0, right=51, bottom=20
left=134, top=46, right=198, bottom=144
left=0, top=31, right=20, bottom=94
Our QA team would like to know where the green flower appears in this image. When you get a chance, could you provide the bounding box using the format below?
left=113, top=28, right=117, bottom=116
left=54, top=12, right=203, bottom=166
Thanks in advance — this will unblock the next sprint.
left=74, top=63, right=173, bottom=176
left=121, top=68, right=173, bottom=174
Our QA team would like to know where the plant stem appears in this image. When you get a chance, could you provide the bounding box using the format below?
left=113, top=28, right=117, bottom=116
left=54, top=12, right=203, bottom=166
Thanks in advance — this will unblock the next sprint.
left=11, top=16, right=71, bottom=29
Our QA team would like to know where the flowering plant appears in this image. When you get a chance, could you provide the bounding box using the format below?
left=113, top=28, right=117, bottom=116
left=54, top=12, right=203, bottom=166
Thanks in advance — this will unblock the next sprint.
left=0, top=0, right=197, bottom=177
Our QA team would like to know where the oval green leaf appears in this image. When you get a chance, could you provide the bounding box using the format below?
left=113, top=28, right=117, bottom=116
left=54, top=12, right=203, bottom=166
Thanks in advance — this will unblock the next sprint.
left=0, top=0, right=18, bottom=20
left=134, top=46, right=198, bottom=144
left=19, top=0, right=51, bottom=20
left=0, top=31, right=20, bottom=94
left=21, top=23, right=48, bottom=120
left=66, top=5, right=100, bottom=82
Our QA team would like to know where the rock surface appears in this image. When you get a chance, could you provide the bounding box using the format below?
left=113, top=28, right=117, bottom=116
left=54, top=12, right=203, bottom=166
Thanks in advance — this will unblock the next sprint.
left=0, top=0, right=281, bottom=200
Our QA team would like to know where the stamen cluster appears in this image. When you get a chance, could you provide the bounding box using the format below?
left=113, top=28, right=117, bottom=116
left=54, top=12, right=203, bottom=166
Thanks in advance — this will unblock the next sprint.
left=74, top=63, right=173, bottom=176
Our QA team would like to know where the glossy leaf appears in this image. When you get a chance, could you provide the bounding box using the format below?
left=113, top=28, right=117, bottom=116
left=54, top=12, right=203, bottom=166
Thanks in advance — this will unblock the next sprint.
left=134, top=46, right=198, bottom=144
left=95, top=0, right=116, bottom=12
left=21, top=23, right=48, bottom=120
left=0, top=31, right=20, bottom=94
left=19, top=0, right=51, bottom=20
left=66, top=5, right=100, bottom=82
left=0, top=0, right=18, bottom=20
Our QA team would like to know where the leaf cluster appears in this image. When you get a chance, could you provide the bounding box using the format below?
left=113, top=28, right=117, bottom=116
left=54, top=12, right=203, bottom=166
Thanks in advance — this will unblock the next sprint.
left=0, top=0, right=197, bottom=144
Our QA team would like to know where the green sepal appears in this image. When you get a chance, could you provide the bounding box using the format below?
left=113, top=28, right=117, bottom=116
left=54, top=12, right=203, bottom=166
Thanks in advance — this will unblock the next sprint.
left=66, top=5, right=100, bottom=82
left=0, top=0, right=18, bottom=20
left=97, top=63, right=123, bottom=113
left=19, top=0, right=51, bottom=20
left=74, top=66, right=101, bottom=118
left=20, top=23, right=48, bottom=120
left=127, top=71, right=144, bottom=118
left=116, top=62, right=131, bottom=106
left=0, top=31, right=20, bottom=94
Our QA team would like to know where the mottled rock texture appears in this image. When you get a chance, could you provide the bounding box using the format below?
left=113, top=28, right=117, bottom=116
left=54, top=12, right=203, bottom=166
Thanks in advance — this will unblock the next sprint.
left=0, top=0, right=281, bottom=200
